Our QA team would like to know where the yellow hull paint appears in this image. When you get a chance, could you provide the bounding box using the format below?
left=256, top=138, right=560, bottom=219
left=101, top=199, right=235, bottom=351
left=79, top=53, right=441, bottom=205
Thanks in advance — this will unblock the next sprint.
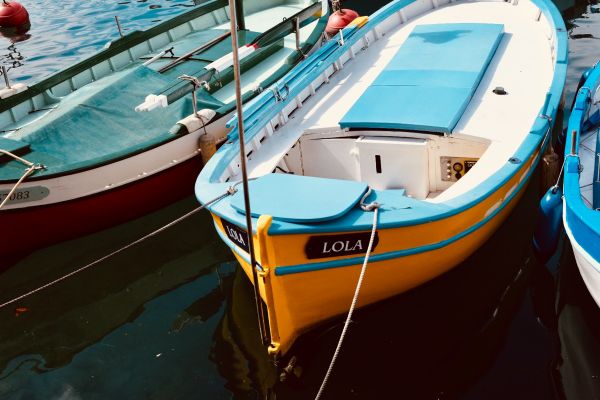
left=214, top=146, right=539, bottom=356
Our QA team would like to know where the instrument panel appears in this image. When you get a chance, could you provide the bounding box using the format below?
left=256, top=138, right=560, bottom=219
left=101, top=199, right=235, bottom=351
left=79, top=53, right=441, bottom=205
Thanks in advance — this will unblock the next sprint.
left=440, top=156, right=478, bottom=182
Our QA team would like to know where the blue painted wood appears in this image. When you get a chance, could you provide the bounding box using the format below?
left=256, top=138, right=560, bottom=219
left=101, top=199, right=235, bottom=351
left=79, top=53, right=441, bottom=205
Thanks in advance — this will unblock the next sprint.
left=230, top=173, right=368, bottom=222
left=339, top=23, right=504, bottom=133
left=594, top=131, right=600, bottom=210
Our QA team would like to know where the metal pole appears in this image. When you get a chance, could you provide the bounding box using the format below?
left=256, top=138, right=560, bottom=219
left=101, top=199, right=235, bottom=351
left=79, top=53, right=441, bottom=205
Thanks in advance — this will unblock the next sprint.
left=1, top=66, right=10, bottom=89
left=294, top=17, right=302, bottom=53
left=228, top=0, right=270, bottom=346
left=115, top=16, right=124, bottom=38
left=234, top=0, right=245, bottom=31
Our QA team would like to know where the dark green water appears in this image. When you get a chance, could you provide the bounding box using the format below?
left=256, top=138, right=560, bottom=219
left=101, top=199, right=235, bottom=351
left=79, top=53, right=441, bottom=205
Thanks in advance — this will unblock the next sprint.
left=2, top=0, right=600, bottom=399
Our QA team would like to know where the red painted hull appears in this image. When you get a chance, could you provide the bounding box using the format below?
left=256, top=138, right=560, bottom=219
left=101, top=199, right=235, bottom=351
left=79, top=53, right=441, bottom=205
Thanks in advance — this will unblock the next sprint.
left=1, top=157, right=204, bottom=268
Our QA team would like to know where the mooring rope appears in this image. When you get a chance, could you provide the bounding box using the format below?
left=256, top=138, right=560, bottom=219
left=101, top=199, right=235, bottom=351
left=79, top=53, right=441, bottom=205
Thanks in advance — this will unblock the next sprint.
left=0, top=187, right=237, bottom=310
left=314, top=199, right=380, bottom=400
left=0, top=149, right=45, bottom=210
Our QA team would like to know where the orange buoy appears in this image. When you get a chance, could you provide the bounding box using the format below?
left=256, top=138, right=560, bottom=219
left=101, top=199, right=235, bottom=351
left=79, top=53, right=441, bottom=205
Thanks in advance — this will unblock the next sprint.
left=325, top=8, right=359, bottom=36
left=0, top=0, right=30, bottom=29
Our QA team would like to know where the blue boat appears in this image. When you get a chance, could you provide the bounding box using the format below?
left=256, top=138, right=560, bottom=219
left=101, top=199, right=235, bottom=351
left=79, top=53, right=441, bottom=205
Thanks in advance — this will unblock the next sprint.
left=196, top=0, right=568, bottom=356
left=560, top=63, right=600, bottom=308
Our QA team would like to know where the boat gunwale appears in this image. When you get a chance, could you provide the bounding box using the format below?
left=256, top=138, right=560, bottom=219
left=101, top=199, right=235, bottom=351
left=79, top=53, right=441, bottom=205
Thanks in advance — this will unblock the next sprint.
left=210, top=137, right=546, bottom=275
left=197, top=0, right=568, bottom=235
left=563, top=64, right=600, bottom=264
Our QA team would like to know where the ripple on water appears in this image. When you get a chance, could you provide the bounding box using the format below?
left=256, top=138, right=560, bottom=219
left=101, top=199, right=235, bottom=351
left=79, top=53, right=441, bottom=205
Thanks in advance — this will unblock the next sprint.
left=0, top=0, right=197, bottom=84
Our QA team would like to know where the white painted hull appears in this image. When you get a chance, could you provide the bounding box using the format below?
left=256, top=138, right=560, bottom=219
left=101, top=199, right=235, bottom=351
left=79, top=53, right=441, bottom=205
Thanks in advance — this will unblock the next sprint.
left=0, top=115, right=228, bottom=211
left=564, top=211, right=600, bottom=308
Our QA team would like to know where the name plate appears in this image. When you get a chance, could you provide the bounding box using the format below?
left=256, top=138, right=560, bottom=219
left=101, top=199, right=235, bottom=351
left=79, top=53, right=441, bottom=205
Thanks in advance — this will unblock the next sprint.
left=305, top=232, right=379, bottom=260
left=0, top=186, right=49, bottom=205
left=221, top=219, right=249, bottom=252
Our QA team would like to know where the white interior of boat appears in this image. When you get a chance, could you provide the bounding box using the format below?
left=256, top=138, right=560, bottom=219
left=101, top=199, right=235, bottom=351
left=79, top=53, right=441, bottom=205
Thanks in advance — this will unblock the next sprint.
left=221, top=0, right=557, bottom=203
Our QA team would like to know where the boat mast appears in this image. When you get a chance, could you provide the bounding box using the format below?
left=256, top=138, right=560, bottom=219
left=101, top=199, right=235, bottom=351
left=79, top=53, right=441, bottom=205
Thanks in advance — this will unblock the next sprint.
left=227, top=0, right=269, bottom=346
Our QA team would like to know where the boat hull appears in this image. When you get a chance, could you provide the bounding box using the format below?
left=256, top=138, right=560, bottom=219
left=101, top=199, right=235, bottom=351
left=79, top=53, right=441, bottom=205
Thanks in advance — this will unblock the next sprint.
left=565, top=218, right=600, bottom=309
left=0, top=113, right=228, bottom=266
left=213, top=142, right=544, bottom=356
left=196, top=0, right=567, bottom=357
left=1, top=154, right=201, bottom=267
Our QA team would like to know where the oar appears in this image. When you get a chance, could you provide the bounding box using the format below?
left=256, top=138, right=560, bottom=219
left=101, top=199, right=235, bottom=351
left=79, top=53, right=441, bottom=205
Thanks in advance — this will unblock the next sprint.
left=135, top=0, right=326, bottom=112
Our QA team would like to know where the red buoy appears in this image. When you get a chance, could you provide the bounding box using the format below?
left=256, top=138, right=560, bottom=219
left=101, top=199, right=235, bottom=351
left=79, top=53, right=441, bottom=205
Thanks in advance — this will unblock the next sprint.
left=0, top=1, right=30, bottom=29
left=325, top=8, right=359, bottom=36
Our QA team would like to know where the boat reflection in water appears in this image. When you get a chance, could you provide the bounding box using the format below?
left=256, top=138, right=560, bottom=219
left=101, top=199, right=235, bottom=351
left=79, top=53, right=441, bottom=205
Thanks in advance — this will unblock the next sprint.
left=211, top=171, right=555, bottom=399
left=552, top=242, right=600, bottom=400
left=0, top=198, right=235, bottom=398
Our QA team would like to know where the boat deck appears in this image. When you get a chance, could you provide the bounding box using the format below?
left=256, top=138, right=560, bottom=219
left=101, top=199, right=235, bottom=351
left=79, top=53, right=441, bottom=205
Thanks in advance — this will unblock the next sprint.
left=246, top=0, right=554, bottom=202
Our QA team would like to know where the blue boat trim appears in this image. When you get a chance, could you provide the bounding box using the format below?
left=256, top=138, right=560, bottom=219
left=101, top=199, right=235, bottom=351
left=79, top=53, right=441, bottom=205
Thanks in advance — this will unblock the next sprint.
left=274, top=131, right=546, bottom=276
left=563, top=61, right=600, bottom=264
left=213, top=220, right=263, bottom=271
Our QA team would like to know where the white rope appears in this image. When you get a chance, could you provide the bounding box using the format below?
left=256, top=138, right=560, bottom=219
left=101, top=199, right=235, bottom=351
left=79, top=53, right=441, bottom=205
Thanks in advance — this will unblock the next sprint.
left=0, top=165, right=36, bottom=209
left=0, top=188, right=236, bottom=310
left=0, top=149, right=45, bottom=210
left=0, top=149, right=34, bottom=167
left=314, top=204, right=379, bottom=400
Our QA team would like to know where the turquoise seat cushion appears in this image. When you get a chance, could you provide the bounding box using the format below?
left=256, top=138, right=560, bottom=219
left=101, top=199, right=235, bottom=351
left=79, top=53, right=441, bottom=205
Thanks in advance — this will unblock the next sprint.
left=339, top=23, right=504, bottom=134
left=230, top=173, right=368, bottom=223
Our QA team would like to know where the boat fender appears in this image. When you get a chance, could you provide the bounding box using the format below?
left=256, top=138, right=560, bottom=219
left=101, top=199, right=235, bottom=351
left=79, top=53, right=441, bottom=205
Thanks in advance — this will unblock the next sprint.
left=325, top=8, right=359, bottom=36
left=532, top=186, right=563, bottom=263
left=0, top=82, right=25, bottom=99
left=0, top=0, right=29, bottom=28
left=172, top=109, right=217, bottom=135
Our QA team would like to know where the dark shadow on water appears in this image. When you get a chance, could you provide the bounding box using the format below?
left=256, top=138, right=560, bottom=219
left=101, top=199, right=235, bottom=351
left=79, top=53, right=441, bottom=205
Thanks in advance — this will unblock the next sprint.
left=0, top=196, right=232, bottom=375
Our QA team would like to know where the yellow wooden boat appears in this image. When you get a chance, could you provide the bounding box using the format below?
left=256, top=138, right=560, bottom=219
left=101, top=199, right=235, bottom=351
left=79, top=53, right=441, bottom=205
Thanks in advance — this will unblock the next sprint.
left=195, top=0, right=568, bottom=357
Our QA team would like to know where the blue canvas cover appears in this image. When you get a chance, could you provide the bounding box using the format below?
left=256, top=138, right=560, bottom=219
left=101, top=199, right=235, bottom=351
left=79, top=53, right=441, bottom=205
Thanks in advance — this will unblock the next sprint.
left=339, top=23, right=504, bottom=134
left=230, top=173, right=368, bottom=222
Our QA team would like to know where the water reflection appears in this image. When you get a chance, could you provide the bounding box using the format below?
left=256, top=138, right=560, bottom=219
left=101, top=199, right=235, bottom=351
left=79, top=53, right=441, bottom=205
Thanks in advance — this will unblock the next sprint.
left=0, top=198, right=233, bottom=396
left=552, top=242, right=600, bottom=400
left=0, top=0, right=196, bottom=84
left=0, top=169, right=550, bottom=399
left=2, top=0, right=600, bottom=398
